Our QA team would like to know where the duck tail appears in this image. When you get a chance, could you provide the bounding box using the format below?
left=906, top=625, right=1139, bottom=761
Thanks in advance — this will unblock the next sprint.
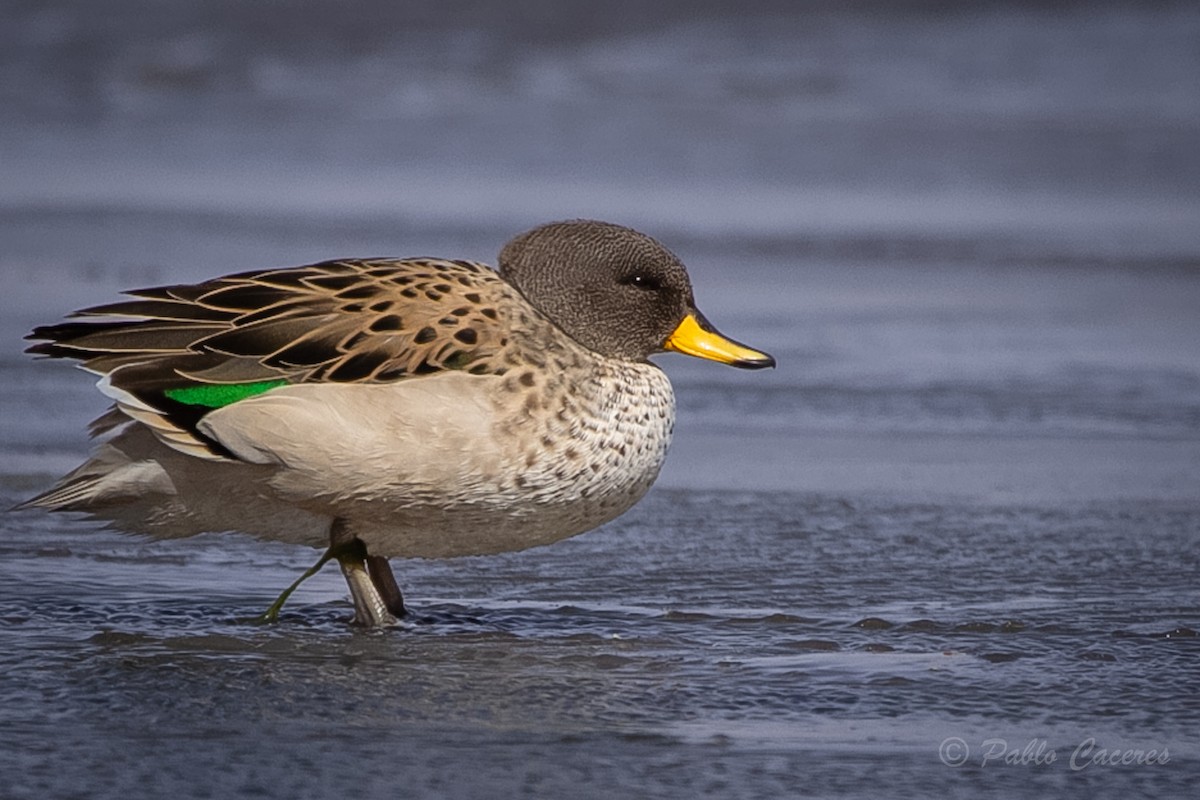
left=13, top=475, right=108, bottom=512
left=13, top=439, right=174, bottom=514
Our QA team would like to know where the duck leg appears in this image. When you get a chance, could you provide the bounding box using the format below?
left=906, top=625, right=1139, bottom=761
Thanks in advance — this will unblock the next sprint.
left=256, top=546, right=338, bottom=624
left=366, top=555, right=406, bottom=618
left=257, top=518, right=400, bottom=627
left=330, top=519, right=397, bottom=627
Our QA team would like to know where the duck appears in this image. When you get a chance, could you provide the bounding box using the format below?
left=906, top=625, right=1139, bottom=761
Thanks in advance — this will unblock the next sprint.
left=21, top=220, right=775, bottom=626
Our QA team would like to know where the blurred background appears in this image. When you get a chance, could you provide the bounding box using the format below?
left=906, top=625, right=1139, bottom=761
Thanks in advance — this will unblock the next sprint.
left=3, top=0, right=1199, bottom=257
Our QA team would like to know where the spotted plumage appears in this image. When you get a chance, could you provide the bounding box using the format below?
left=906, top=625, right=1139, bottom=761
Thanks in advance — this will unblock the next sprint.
left=21, top=220, right=775, bottom=626
left=28, top=258, right=540, bottom=460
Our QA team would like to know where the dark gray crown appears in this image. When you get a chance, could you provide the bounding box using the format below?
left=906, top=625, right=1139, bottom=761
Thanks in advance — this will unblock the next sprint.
left=499, top=220, right=695, bottom=361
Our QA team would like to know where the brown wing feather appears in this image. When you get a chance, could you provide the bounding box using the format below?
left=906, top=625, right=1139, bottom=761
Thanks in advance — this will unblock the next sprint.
left=29, top=258, right=512, bottom=383
left=26, top=257, right=519, bottom=458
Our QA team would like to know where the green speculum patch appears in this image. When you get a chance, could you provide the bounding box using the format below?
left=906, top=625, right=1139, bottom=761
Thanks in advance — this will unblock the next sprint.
left=163, top=380, right=289, bottom=408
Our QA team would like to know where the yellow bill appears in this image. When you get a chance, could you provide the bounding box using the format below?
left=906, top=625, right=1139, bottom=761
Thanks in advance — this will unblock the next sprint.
left=664, top=312, right=775, bottom=369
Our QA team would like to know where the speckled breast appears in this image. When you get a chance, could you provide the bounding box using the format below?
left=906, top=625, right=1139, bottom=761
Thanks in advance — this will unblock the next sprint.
left=362, top=360, right=677, bottom=559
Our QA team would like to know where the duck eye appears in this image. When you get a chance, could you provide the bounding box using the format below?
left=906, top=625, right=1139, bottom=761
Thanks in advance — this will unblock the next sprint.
left=624, top=274, right=662, bottom=291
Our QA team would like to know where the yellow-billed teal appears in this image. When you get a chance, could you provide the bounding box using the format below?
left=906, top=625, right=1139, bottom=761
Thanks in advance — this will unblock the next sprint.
left=22, top=220, right=774, bottom=626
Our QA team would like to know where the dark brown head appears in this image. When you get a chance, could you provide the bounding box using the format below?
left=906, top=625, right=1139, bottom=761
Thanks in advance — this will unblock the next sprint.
left=499, top=220, right=774, bottom=368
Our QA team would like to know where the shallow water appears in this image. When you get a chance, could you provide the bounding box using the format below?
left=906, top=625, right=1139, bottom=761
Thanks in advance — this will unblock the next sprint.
left=2, top=490, right=1198, bottom=798
left=2, top=2, right=1200, bottom=798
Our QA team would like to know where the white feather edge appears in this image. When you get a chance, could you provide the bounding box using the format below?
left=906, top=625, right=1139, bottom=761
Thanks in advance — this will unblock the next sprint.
left=94, top=367, right=229, bottom=462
